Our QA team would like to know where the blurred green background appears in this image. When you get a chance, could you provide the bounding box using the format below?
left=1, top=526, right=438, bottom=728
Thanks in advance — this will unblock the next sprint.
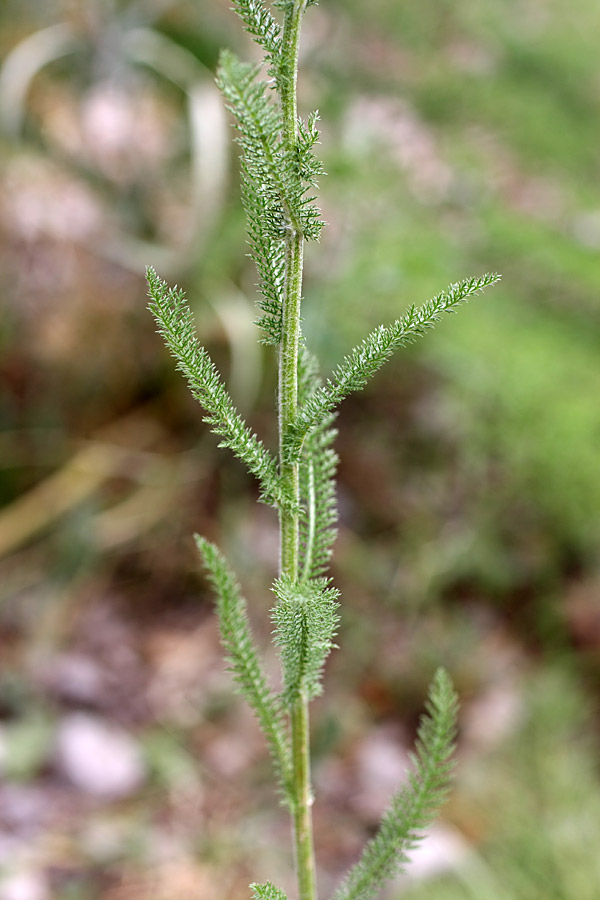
left=0, top=1, right=599, bottom=898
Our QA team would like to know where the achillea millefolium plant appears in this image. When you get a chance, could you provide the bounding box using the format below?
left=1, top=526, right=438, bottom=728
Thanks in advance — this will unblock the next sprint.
left=146, top=2, right=499, bottom=898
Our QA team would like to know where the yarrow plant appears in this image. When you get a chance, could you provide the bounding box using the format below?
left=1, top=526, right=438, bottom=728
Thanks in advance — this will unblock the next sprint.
left=147, top=2, right=499, bottom=898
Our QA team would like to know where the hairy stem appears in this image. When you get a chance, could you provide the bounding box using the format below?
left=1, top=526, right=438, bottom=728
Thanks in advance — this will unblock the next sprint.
left=278, top=4, right=317, bottom=900
left=280, top=1, right=306, bottom=140
left=279, top=232, right=303, bottom=576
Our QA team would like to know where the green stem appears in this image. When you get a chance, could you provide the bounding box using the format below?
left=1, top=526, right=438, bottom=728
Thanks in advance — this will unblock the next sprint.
left=279, top=231, right=303, bottom=577
left=278, top=4, right=317, bottom=900
left=280, top=1, right=306, bottom=140
left=291, top=694, right=316, bottom=900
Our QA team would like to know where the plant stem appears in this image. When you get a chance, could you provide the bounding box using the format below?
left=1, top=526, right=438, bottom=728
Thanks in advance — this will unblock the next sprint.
left=279, top=230, right=303, bottom=577
left=290, top=693, right=317, bottom=900
left=280, top=1, right=306, bottom=139
left=278, top=4, right=317, bottom=900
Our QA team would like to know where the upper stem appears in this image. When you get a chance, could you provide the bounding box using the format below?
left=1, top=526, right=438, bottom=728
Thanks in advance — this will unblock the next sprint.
left=280, top=1, right=307, bottom=143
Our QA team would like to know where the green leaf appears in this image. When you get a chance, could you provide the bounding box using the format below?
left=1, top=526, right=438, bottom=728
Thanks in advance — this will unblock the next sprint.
left=217, top=49, right=299, bottom=237
left=217, top=49, right=289, bottom=343
left=298, top=347, right=338, bottom=582
left=216, top=48, right=324, bottom=342
left=147, top=267, right=294, bottom=512
left=195, top=536, right=293, bottom=803
left=218, top=49, right=293, bottom=232
left=299, top=431, right=337, bottom=582
left=331, top=669, right=459, bottom=900
left=218, top=50, right=323, bottom=227
left=272, top=575, right=340, bottom=704
left=283, top=274, right=501, bottom=463
left=243, top=176, right=286, bottom=346
left=251, top=882, right=289, bottom=900
left=231, top=0, right=281, bottom=64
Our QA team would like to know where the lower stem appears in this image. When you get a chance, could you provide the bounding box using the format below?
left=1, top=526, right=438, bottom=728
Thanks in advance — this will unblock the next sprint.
left=291, top=697, right=316, bottom=900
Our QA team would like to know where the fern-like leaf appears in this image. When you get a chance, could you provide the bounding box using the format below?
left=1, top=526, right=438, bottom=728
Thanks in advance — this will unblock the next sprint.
left=300, top=431, right=337, bottom=582
left=217, top=49, right=291, bottom=231
left=147, top=267, right=292, bottom=511
left=273, top=575, right=339, bottom=704
left=218, top=49, right=323, bottom=239
left=231, top=0, right=281, bottom=66
left=217, top=46, right=323, bottom=343
left=251, top=883, right=289, bottom=900
left=243, top=173, right=286, bottom=345
left=297, top=347, right=338, bottom=582
left=196, top=536, right=293, bottom=803
left=331, top=668, right=459, bottom=900
left=283, top=273, right=501, bottom=463
left=297, top=110, right=324, bottom=186
left=217, top=50, right=323, bottom=343
left=217, top=49, right=289, bottom=343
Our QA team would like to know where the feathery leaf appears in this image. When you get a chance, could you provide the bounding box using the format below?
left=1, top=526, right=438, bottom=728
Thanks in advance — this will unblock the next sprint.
left=217, top=49, right=292, bottom=232
left=217, top=49, right=323, bottom=241
left=297, top=347, right=338, bottom=582
left=231, top=0, right=281, bottom=64
left=217, top=49, right=288, bottom=343
left=273, top=575, right=339, bottom=704
left=331, top=669, right=459, bottom=900
left=217, top=49, right=323, bottom=342
left=251, top=883, right=289, bottom=900
left=196, top=536, right=293, bottom=803
left=297, top=110, right=324, bottom=186
left=147, top=267, right=293, bottom=511
left=283, top=274, right=501, bottom=463
left=243, top=175, right=286, bottom=345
